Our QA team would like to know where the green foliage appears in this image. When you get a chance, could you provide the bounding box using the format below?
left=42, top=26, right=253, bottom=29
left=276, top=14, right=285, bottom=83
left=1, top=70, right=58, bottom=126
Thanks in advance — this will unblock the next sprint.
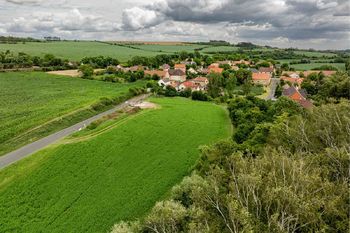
left=302, top=72, right=350, bottom=102
left=207, top=73, right=224, bottom=98
left=78, top=64, right=94, bottom=78
left=191, top=91, right=209, bottom=101
left=81, top=56, right=119, bottom=68
left=165, top=85, right=178, bottom=97
left=0, top=98, right=231, bottom=233
left=122, top=102, right=349, bottom=233
left=228, top=96, right=302, bottom=153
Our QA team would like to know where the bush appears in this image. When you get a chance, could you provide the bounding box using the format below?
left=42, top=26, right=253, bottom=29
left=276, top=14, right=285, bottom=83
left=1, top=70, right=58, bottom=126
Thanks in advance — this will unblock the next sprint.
left=191, top=91, right=208, bottom=101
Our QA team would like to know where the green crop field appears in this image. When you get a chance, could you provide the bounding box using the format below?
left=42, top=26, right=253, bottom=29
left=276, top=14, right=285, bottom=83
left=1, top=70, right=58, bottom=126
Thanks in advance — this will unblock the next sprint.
left=293, top=50, right=337, bottom=58
left=0, top=41, right=167, bottom=61
left=290, top=62, right=345, bottom=71
left=0, top=72, right=145, bottom=155
left=130, top=44, right=207, bottom=53
left=0, top=97, right=231, bottom=233
left=201, top=46, right=239, bottom=53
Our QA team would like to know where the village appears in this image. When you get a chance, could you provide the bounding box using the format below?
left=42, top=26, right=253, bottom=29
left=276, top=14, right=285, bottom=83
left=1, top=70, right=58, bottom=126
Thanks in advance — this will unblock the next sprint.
left=110, top=59, right=337, bottom=108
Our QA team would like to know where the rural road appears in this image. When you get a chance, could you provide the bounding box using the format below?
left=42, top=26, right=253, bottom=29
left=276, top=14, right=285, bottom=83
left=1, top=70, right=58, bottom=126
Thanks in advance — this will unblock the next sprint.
left=266, top=78, right=280, bottom=100
left=0, top=94, right=150, bottom=170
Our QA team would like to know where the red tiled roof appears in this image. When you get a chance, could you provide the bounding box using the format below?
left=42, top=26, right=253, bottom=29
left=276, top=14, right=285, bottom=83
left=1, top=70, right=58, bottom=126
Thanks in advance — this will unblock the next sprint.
left=175, top=64, right=186, bottom=69
left=145, top=70, right=167, bottom=78
left=208, top=67, right=224, bottom=74
left=259, top=67, right=274, bottom=73
left=280, top=76, right=304, bottom=85
left=181, top=81, right=196, bottom=88
left=252, top=73, right=271, bottom=80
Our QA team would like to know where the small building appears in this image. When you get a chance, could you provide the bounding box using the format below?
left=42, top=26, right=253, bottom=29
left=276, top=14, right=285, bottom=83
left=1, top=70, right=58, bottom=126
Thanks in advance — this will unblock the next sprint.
left=259, top=67, right=275, bottom=74
left=252, top=73, right=272, bottom=86
left=169, top=69, right=186, bottom=82
left=174, top=64, right=187, bottom=73
left=145, top=70, right=169, bottom=79
left=280, top=76, right=304, bottom=87
left=208, top=64, right=224, bottom=74
left=282, top=86, right=313, bottom=108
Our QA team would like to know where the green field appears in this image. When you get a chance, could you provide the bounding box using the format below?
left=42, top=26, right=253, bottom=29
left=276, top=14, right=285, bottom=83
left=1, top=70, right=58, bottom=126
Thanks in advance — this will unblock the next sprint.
left=0, top=41, right=167, bottom=61
left=201, top=46, right=239, bottom=53
left=130, top=44, right=207, bottom=53
left=0, top=97, right=231, bottom=233
left=0, top=72, right=144, bottom=155
left=293, top=50, right=337, bottom=58
left=290, top=62, right=345, bottom=71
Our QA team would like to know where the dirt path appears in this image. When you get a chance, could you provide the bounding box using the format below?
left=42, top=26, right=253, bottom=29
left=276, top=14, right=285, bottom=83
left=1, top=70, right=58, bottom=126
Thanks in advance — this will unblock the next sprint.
left=0, top=94, right=150, bottom=170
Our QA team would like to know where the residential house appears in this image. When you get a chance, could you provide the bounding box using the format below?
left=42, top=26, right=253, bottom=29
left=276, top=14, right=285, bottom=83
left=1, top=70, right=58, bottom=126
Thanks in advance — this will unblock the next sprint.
left=193, top=77, right=209, bottom=86
left=280, top=76, right=304, bottom=87
left=144, top=70, right=169, bottom=79
left=178, top=81, right=199, bottom=92
left=259, top=67, right=275, bottom=74
left=248, top=68, right=259, bottom=73
left=188, top=67, right=198, bottom=74
left=129, top=65, right=145, bottom=72
left=169, top=69, right=187, bottom=82
left=208, top=64, right=224, bottom=74
left=282, top=86, right=313, bottom=108
left=252, top=73, right=272, bottom=86
left=233, top=60, right=251, bottom=66
left=162, top=64, right=170, bottom=71
left=158, top=78, right=171, bottom=88
left=174, top=64, right=187, bottom=73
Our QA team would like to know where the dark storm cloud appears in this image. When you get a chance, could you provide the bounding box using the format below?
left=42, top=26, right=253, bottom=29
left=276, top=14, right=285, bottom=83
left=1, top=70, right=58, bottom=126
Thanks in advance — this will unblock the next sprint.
left=121, top=0, right=350, bottom=42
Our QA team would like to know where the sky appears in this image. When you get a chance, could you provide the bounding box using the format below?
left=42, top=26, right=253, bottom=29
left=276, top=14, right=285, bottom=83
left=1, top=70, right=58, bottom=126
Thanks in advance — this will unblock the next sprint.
left=0, top=0, right=349, bottom=50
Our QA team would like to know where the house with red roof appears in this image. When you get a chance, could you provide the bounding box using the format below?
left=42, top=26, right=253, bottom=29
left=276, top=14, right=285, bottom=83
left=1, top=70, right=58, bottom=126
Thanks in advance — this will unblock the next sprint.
left=280, top=76, right=304, bottom=87
left=252, top=73, right=272, bottom=86
left=174, top=64, right=186, bottom=73
left=259, top=67, right=275, bottom=74
left=282, top=86, right=313, bottom=108
left=144, top=70, right=169, bottom=79
left=208, top=64, right=224, bottom=74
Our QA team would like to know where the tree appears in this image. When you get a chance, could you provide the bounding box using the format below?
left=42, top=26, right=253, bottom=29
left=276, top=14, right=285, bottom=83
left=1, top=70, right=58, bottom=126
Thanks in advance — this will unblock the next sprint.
left=235, top=69, right=252, bottom=85
left=78, top=64, right=94, bottom=79
left=241, top=81, right=252, bottom=96
left=226, top=74, right=237, bottom=95
left=165, top=86, right=178, bottom=97
left=207, top=73, right=224, bottom=98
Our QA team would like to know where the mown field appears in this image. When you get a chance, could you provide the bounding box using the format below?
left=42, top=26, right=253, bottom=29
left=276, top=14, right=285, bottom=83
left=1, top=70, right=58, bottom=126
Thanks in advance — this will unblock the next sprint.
left=0, top=72, right=145, bottom=155
left=0, top=41, right=166, bottom=62
left=0, top=97, right=232, bottom=233
left=289, top=62, right=345, bottom=71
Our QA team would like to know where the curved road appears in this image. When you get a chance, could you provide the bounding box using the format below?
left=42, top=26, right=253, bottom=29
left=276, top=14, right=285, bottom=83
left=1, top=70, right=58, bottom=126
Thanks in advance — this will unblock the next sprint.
left=266, top=78, right=280, bottom=100
left=0, top=94, right=150, bottom=170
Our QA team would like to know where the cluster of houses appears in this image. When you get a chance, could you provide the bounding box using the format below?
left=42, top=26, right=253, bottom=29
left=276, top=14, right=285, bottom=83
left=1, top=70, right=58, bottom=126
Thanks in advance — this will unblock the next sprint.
left=280, top=70, right=336, bottom=108
left=111, top=60, right=337, bottom=109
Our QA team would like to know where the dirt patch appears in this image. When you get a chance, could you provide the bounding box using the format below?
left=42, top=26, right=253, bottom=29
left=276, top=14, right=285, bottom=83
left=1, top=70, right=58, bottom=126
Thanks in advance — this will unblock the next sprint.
left=47, top=69, right=105, bottom=77
left=133, top=102, right=158, bottom=109
left=47, top=70, right=81, bottom=77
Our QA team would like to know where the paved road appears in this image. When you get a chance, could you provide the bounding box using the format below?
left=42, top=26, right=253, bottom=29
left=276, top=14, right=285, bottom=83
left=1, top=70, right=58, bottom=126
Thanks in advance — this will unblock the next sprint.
left=266, top=78, right=280, bottom=100
left=0, top=94, right=150, bottom=170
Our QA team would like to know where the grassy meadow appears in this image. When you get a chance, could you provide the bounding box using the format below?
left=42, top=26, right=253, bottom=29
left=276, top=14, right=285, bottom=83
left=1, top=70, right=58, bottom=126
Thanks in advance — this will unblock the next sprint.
left=0, top=41, right=166, bottom=62
left=289, top=62, right=345, bottom=71
left=0, top=72, right=145, bottom=155
left=0, top=97, right=232, bottom=233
